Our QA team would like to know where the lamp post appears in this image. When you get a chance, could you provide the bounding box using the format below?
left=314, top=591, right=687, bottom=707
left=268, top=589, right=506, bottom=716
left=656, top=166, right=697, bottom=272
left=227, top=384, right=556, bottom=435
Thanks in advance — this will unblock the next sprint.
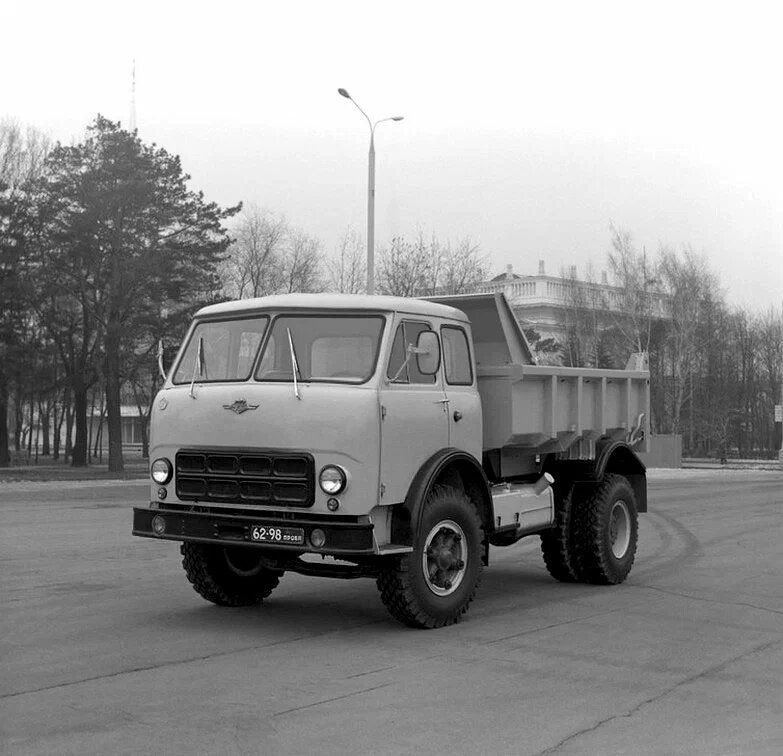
left=338, top=88, right=403, bottom=295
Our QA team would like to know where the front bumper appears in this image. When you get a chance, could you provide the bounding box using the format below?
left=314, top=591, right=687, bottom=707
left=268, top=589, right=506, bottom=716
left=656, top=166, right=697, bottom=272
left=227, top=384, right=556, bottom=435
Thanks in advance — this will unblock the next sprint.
left=132, top=506, right=375, bottom=555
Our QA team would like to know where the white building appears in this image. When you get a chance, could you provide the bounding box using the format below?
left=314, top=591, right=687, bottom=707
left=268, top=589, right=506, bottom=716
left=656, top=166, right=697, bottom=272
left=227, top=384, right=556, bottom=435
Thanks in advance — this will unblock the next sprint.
left=474, top=261, right=669, bottom=343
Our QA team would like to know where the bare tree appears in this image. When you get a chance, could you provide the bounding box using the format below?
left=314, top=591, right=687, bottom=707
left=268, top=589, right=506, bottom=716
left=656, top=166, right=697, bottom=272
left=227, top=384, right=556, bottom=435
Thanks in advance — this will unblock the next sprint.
left=0, top=120, right=50, bottom=186
left=377, top=236, right=432, bottom=297
left=438, top=237, right=488, bottom=294
left=283, top=230, right=322, bottom=293
left=657, top=246, right=716, bottom=437
left=223, top=206, right=288, bottom=298
left=377, top=232, right=487, bottom=297
left=417, top=233, right=443, bottom=294
left=606, top=225, right=660, bottom=355
left=326, top=229, right=366, bottom=294
left=560, top=264, right=613, bottom=368
left=757, top=307, right=783, bottom=453
left=224, top=207, right=326, bottom=297
left=0, top=121, right=50, bottom=466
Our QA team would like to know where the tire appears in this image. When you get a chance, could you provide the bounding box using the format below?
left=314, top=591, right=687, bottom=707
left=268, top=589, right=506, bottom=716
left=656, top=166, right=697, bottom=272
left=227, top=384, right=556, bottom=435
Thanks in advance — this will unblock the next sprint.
left=572, top=474, right=638, bottom=585
left=180, top=543, right=282, bottom=607
left=376, top=486, right=485, bottom=629
left=540, top=483, right=584, bottom=583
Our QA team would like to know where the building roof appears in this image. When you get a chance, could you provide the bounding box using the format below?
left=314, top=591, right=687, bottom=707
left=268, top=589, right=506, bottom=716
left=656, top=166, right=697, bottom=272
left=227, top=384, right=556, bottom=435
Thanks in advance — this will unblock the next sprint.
left=491, top=263, right=526, bottom=282
left=195, top=293, right=470, bottom=322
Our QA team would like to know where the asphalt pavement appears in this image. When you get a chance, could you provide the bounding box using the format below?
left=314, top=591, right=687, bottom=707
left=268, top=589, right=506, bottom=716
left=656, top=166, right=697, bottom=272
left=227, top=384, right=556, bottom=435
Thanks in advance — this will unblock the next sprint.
left=1, top=470, right=782, bottom=755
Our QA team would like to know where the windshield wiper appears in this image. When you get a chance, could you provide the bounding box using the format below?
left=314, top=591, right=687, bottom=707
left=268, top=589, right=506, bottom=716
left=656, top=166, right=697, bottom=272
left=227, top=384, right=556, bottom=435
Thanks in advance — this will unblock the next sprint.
left=189, top=336, right=205, bottom=399
left=286, top=327, right=302, bottom=400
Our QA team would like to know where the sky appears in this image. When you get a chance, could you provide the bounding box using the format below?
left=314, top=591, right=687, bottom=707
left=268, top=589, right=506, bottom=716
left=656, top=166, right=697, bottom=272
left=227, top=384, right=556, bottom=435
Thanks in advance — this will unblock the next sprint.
left=3, top=0, right=781, bottom=310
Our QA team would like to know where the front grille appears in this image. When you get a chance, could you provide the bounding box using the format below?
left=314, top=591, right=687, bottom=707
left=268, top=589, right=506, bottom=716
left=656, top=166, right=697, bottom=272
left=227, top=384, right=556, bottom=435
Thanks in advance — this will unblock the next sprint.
left=175, top=450, right=315, bottom=508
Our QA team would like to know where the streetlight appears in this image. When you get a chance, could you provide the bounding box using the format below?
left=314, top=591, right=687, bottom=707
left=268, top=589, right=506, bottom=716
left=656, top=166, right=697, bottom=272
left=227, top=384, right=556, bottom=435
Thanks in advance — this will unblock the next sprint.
left=338, top=88, right=403, bottom=295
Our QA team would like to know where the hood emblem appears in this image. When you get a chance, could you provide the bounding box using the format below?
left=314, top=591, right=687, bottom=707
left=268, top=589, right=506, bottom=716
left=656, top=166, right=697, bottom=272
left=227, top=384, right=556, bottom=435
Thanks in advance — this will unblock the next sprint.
left=223, top=399, right=259, bottom=415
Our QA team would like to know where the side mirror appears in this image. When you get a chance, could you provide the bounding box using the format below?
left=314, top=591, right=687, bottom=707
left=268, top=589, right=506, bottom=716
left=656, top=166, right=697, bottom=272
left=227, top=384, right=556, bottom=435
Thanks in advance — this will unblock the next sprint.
left=415, top=330, right=440, bottom=375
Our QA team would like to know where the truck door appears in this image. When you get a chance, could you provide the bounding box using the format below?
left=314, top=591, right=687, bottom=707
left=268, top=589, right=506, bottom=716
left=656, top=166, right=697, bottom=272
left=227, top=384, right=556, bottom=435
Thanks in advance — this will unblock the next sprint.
left=379, top=319, right=449, bottom=505
left=441, top=324, right=483, bottom=461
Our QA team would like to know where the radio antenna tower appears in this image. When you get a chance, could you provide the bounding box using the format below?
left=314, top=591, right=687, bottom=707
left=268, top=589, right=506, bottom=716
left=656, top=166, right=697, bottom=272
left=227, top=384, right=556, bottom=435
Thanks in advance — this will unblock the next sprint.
left=129, top=59, right=137, bottom=132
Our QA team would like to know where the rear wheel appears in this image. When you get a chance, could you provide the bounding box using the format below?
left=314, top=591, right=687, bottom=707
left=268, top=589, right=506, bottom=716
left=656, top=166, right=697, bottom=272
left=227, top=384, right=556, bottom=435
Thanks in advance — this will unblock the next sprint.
left=540, top=483, right=584, bottom=582
left=181, top=543, right=282, bottom=606
left=572, top=474, right=638, bottom=584
left=377, top=486, right=484, bottom=628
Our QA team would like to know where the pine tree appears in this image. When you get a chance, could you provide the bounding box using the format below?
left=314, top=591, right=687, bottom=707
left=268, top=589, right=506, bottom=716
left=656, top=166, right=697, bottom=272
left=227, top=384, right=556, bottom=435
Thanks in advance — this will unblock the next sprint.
left=29, top=116, right=240, bottom=469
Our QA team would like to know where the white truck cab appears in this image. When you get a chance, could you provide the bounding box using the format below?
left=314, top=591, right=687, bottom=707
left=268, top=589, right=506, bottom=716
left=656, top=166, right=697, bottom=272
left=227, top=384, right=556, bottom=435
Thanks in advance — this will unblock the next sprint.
left=134, top=292, right=650, bottom=628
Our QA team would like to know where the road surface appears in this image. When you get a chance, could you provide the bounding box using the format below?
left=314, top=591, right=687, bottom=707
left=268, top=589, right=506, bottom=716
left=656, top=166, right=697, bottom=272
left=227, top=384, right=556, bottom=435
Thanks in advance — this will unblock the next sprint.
left=2, top=470, right=782, bottom=755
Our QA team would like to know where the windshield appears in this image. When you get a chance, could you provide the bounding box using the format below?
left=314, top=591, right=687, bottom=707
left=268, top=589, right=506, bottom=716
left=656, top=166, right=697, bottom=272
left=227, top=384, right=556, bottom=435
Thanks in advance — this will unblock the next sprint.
left=256, top=315, right=385, bottom=384
left=172, top=316, right=269, bottom=384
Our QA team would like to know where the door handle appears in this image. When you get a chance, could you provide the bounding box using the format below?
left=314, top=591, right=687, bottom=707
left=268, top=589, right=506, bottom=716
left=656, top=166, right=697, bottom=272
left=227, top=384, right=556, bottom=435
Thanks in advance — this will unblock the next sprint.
left=453, top=410, right=463, bottom=422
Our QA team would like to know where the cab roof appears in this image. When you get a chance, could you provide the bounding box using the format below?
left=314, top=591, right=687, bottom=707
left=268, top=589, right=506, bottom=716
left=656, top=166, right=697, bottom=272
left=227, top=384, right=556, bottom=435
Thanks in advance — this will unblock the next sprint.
left=195, top=293, right=470, bottom=322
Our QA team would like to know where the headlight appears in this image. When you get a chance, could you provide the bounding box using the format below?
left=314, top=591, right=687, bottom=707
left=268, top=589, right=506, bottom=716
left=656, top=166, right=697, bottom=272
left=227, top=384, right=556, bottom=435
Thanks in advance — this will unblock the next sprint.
left=151, top=458, right=173, bottom=484
left=319, top=465, right=347, bottom=495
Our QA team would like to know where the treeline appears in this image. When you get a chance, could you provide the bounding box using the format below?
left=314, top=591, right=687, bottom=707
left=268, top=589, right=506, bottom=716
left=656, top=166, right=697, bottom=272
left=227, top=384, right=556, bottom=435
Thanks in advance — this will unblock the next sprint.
left=0, top=116, right=486, bottom=469
left=4, top=116, right=778, bottom=467
left=544, top=228, right=783, bottom=459
left=222, top=207, right=487, bottom=299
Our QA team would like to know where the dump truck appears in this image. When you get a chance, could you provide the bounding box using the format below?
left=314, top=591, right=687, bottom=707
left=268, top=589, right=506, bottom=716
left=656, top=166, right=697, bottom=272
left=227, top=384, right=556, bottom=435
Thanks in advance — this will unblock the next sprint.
left=133, top=292, right=650, bottom=628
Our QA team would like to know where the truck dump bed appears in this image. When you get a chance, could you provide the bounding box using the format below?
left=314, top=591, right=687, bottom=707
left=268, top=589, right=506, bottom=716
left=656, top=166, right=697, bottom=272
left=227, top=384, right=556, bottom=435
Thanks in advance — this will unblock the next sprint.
left=427, top=293, right=650, bottom=459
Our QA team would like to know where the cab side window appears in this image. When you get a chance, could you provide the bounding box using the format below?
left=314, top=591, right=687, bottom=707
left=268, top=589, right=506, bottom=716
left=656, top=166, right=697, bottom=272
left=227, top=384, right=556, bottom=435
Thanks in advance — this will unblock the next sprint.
left=442, top=326, right=473, bottom=385
left=387, top=320, right=437, bottom=384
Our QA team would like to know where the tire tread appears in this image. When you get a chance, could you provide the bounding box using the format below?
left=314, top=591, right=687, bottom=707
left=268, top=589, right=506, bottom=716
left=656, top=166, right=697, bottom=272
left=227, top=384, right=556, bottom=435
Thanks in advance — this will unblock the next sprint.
left=181, top=543, right=281, bottom=607
left=573, top=473, right=638, bottom=585
left=376, top=486, right=484, bottom=629
left=540, top=484, right=582, bottom=582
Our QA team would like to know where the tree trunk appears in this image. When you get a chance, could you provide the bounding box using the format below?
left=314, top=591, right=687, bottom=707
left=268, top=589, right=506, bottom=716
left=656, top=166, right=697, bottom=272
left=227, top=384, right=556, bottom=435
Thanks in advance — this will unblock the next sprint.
left=140, top=414, right=149, bottom=459
left=13, top=387, right=23, bottom=451
left=64, top=390, right=73, bottom=461
left=71, top=378, right=89, bottom=467
left=0, top=379, right=10, bottom=466
left=687, top=372, right=694, bottom=453
left=132, top=381, right=151, bottom=459
left=52, top=400, right=60, bottom=460
left=94, top=403, right=107, bottom=463
left=52, top=361, right=60, bottom=460
left=34, top=411, right=40, bottom=463
left=40, top=399, right=51, bottom=456
left=27, top=397, right=34, bottom=458
left=105, top=321, right=125, bottom=473
left=87, top=388, right=96, bottom=462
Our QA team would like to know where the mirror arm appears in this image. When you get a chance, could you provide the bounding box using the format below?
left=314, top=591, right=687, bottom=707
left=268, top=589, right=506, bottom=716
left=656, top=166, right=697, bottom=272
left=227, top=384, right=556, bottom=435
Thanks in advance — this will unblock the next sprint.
left=157, top=340, right=167, bottom=382
left=389, top=344, right=417, bottom=383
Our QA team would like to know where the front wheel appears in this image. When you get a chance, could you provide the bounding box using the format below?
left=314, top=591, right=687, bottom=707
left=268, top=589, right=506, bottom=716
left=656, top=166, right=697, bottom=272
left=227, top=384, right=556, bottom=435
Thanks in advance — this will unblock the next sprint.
left=573, top=474, right=639, bottom=585
left=181, top=543, right=282, bottom=606
left=376, top=486, right=485, bottom=629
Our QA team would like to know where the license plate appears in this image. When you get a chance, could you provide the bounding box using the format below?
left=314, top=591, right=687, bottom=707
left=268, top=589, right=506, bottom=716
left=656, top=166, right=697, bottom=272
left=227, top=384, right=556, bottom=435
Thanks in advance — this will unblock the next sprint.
left=249, top=525, right=305, bottom=545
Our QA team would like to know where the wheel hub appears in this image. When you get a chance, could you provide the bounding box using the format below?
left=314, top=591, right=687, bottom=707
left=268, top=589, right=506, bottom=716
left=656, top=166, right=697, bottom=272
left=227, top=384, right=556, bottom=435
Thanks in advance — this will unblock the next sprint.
left=422, top=520, right=467, bottom=596
left=223, top=547, right=265, bottom=577
left=609, top=500, right=631, bottom=559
